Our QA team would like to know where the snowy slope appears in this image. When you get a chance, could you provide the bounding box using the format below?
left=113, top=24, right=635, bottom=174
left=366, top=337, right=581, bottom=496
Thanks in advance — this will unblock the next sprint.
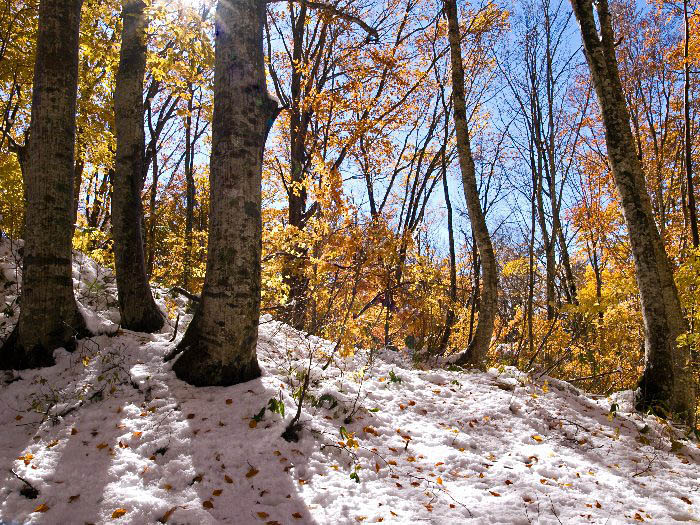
left=1, top=242, right=700, bottom=525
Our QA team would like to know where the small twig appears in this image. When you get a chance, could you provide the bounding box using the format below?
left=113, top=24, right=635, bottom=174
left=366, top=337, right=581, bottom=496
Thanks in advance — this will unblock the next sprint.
left=283, top=354, right=312, bottom=442
left=169, top=313, right=180, bottom=342
left=169, top=286, right=200, bottom=303
left=10, top=469, right=38, bottom=498
left=55, top=384, right=107, bottom=420
left=316, top=429, right=472, bottom=516
left=10, top=469, right=34, bottom=488
left=345, top=352, right=373, bottom=423
left=633, top=449, right=659, bottom=477
left=547, top=495, right=563, bottom=525
left=565, top=369, right=622, bottom=383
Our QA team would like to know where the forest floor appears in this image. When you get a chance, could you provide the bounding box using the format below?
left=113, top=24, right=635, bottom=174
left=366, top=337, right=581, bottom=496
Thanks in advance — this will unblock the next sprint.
left=1, top=240, right=700, bottom=525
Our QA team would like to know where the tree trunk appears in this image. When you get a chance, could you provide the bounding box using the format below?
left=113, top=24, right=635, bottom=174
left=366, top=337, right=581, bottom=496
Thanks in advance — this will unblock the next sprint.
left=684, top=0, right=699, bottom=249
left=555, top=213, right=577, bottom=305
left=0, top=0, right=87, bottom=369
left=543, top=3, right=578, bottom=307
left=112, top=0, right=164, bottom=332
left=285, top=2, right=311, bottom=330
left=528, top=45, right=557, bottom=319
left=571, top=0, right=694, bottom=421
left=146, top=157, right=158, bottom=277
left=533, top=143, right=556, bottom=320
left=438, top=148, right=457, bottom=355
left=172, top=0, right=278, bottom=386
left=527, top=176, right=536, bottom=361
left=183, top=85, right=195, bottom=289
left=72, top=144, right=84, bottom=235
left=444, top=0, right=498, bottom=368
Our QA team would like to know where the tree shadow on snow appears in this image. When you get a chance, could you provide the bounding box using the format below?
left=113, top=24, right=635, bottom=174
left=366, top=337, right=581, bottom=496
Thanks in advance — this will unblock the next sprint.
left=0, top=374, right=130, bottom=524
left=529, top=385, right=700, bottom=513
left=166, top=374, right=319, bottom=525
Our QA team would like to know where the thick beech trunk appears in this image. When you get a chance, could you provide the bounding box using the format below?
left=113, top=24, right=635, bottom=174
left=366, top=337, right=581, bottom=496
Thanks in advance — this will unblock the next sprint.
left=572, top=0, right=694, bottom=421
left=172, top=0, right=278, bottom=386
left=112, top=0, right=164, bottom=332
left=0, top=0, right=86, bottom=369
left=445, top=0, right=498, bottom=369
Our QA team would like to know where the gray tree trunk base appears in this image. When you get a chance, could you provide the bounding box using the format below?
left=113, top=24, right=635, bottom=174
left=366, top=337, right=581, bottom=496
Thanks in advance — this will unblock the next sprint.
left=172, top=336, right=261, bottom=387
left=0, top=314, right=88, bottom=370
left=636, top=367, right=675, bottom=418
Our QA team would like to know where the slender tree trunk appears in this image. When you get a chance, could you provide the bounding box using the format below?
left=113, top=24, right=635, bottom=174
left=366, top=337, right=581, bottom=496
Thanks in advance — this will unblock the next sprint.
left=572, top=0, right=694, bottom=421
left=590, top=244, right=603, bottom=376
left=528, top=179, right=536, bottom=360
left=285, top=2, right=311, bottom=330
left=1, top=0, right=87, bottom=369
left=467, top=242, right=480, bottom=346
left=288, top=2, right=308, bottom=233
left=685, top=0, right=699, bottom=249
left=183, top=85, right=195, bottom=289
left=544, top=17, right=578, bottom=305
left=445, top=0, right=498, bottom=368
left=438, top=148, right=458, bottom=354
left=555, top=213, right=577, bottom=304
left=533, top=146, right=556, bottom=319
left=173, top=0, right=278, bottom=386
left=72, top=144, right=84, bottom=235
left=112, top=0, right=164, bottom=332
left=146, top=158, right=158, bottom=277
left=529, top=49, right=557, bottom=319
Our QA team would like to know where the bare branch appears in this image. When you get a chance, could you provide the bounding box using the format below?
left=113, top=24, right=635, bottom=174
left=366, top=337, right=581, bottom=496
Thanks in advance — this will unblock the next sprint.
left=267, top=0, right=378, bottom=41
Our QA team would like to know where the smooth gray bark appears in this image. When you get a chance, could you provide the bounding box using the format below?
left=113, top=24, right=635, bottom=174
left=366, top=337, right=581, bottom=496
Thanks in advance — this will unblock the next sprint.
left=112, top=0, right=164, bottom=332
left=172, top=0, right=278, bottom=386
left=571, top=0, right=694, bottom=421
left=0, top=0, right=87, bottom=369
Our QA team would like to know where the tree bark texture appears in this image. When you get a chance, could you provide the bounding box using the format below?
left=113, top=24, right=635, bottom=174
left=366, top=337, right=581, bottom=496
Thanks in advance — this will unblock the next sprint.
left=112, top=0, right=164, bottom=332
left=284, top=2, right=312, bottom=330
left=684, top=0, right=699, bottom=249
left=571, top=0, right=694, bottom=421
left=0, top=0, right=87, bottom=369
left=173, top=0, right=278, bottom=386
left=445, top=0, right=498, bottom=369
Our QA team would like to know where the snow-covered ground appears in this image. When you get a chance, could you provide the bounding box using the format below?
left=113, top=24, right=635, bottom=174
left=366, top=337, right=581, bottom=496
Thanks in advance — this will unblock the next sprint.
left=1, top=241, right=700, bottom=524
